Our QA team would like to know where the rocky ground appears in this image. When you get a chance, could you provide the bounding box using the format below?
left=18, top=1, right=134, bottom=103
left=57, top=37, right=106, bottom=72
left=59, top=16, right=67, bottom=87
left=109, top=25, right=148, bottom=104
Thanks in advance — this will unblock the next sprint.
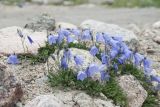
left=0, top=4, right=160, bottom=107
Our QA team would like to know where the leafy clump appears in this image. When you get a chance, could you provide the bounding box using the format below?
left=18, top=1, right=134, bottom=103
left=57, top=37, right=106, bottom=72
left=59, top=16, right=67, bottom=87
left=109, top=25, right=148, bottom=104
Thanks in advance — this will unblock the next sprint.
left=48, top=69, right=128, bottom=107
left=19, top=43, right=56, bottom=64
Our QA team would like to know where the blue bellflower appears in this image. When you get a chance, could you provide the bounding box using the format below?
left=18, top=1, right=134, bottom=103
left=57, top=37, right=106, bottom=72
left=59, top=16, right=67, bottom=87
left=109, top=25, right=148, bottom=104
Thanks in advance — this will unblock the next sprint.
left=151, top=75, right=160, bottom=83
left=63, top=49, right=72, bottom=59
left=7, top=54, right=19, bottom=64
left=96, top=32, right=105, bottom=43
left=71, top=29, right=80, bottom=37
left=133, top=53, right=144, bottom=66
left=74, top=55, right=84, bottom=65
left=123, top=49, right=132, bottom=59
left=27, top=36, right=34, bottom=44
left=57, top=32, right=64, bottom=44
left=67, top=35, right=74, bottom=43
left=61, top=56, right=68, bottom=69
left=118, top=55, right=126, bottom=64
left=101, top=53, right=108, bottom=65
left=77, top=71, right=87, bottom=81
left=81, top=29, right=92, bottom=41
left=110, top=48, right=119, bottom=59
left=103, top=33, right=111, bottom=45
left=113, top=63, right=118, bottom=73
left=100, top=71, right=110, bottom=81
left=48, top=35, right=57, bottom=45
left=86, top=64, right=99, bottom=77
left=90, top=45, right=99, bottom=56
left=112, top=36, right=123, bottom=42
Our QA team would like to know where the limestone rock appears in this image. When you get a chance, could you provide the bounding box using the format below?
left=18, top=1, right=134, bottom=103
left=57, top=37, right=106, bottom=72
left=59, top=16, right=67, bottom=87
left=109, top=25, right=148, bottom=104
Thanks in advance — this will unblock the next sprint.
left=56, top=22, right=77, bottom=29
left=32, top=0, right=64, bottom=5
left=25, top=14, right=55, bottom=31
left=153, top=21, right=160, bottom=29
left=118, top=75, right=147, bottom=107
left=153, top=36, right=160, bottom=44
left=0, top=26, right=47, bottom=54
left=80, top=20, right=138, bottom=42
left=24, top=95, right=64, bottom=107
left=54, top=91, right=117, bottom=107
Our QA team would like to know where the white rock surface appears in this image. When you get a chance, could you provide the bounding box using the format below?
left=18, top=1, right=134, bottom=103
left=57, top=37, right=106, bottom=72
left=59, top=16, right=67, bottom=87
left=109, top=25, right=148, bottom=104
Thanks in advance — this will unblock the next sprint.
left=24, top=95, right=64, bottom=107
left=118, top=75, right=147, bottom=107
left=56, top=22, right=77, bottom=29
left=32, top=0, right=63, bottom=4
left=153, top=21, right=160, bottom=29
left=0, top=26, right=47, bottom=54
left=30, top=91, right=117, bottom=107
left=80, top=20, right=138, bottom=42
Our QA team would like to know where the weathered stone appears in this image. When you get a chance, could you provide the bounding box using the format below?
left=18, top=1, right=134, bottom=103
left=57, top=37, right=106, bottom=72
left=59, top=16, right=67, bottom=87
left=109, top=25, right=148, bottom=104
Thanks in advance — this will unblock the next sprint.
left=47, top=48, right=102, bottom=80
left=24, top=95, right=64, bottom=107
left=127, top=24, right=141, bottom=35
left=118, top=75, right=147, bottom=107
left=152, top=21, right=160, bottom=29
left=32, top=0, right=64, bottom=5
left=25, top=14, right=55, bottom=31
left=80, top=20, right=138, bottom=42
left=153, top=36, right=160, bottom=44
left=0, top=26, right=47, bottom=54
left=56, top=22, right=77, bottom=29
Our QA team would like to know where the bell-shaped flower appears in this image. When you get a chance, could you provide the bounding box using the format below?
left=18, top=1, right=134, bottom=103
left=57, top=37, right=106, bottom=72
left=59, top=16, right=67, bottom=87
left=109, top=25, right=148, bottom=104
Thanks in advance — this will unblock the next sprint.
left=113, top=63, right=118, bottom=73
left=103, top=33, right=111, bottom=45
left=90, top=45, right=99, bottom=56
left=109, top=38, right=119, bottom=48
left=96, top=32, right=105, bottom=43
left=27, top=36, right=34, bottom=44
left=133, top=53, right=144, bottom=66
left=60, top=56, right=68, bottom=69
left=58, top=28, right=71, bottom=37
left=118, top=55, right=126, bottom=64
left=63, top=49, right=72, bottom=59
left=67, top=35, right=75, bottom=43
left=101, top=53, right=108, bottom=65
left=71, top=29, right=80, bottom=37
left=112, top=36, right=123, bottom=42
left=143, top=58, right=152, bottom=68
left=86, top=64, right=99, bottom=77
left=48, top=34, right=58, bottom=45
left=77, top=71, right=87, bottom=81
left=100, top=71, right=110, bottom=81
left=123, top=49, right=132, bottom=59
left=151, top=75, right=160, bottom=83
left=110, top=48, right=119, bottom=59
left=57, top=32, right=64, bottom=44
left=74, top=55, right=84, bottom=65
left=81, top=29, right=92, bottom=41
left=7, top=54, right=19, bottom=64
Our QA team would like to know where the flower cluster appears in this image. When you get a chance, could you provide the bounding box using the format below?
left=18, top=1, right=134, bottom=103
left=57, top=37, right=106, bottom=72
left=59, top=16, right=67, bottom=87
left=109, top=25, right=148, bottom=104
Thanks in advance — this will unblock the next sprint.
left=8, top=27, right=160, bottom=90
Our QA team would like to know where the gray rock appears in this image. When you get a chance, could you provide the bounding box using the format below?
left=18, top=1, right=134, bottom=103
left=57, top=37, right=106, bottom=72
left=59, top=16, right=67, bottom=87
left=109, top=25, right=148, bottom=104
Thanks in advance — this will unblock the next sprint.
left=153, top=36, right=160, bottom=44
left=152, top=21, right=160, bottom=29
left=88, top=0, right=114, bottom=5
left=55, top=22, right=77, bottom=29
left=54, top=91, right=117, bottom=107
left=0, top=26, right=47, bottom=54
left=32, top=0, right=64, bottom=5
left=127, top=24, right=141, bottom=35
left=24, top=95, right=64, bottom=107
left=80, top=20, right=138, bottom=42
left=118, top=75, right=147, bottom=107
left=25, top=14, right=55, bottom=31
